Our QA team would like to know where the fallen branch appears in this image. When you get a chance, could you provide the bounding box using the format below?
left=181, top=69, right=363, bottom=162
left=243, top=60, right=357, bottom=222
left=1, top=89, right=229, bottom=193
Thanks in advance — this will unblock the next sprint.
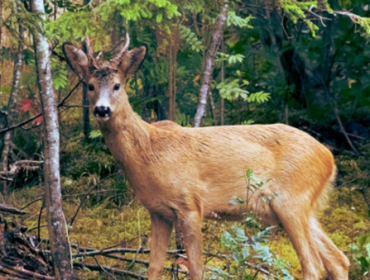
left=72, top=245, right=275, bottom=278
left=73, top=245, right=187, bottom=275
left=72, top=247, right=185, bottom=258
left=0, top=203, right=26, bottom=215
left=0, top=275, right=25, bottom=280
left=102, top=253, right=188, bottom=275
left=0, top=262, right=54, bottom=280
left=73, top=262, right=148, bottom=279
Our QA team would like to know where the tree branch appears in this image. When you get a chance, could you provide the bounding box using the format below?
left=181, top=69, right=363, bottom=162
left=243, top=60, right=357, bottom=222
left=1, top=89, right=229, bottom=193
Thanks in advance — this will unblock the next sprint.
left=0, top=203, right=26, bottom=215
left=73, top=262, right=148, bottom=279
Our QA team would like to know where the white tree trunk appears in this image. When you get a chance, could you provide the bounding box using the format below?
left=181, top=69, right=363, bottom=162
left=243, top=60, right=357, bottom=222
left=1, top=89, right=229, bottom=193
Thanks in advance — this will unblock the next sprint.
left=31, top=0, right=72, bottom=279
left=193, top=0, right=228, bottom=127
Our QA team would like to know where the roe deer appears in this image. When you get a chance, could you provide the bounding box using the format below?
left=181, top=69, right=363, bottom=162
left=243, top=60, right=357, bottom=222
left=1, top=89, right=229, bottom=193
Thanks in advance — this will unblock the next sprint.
left=63, top=34, right=349, bottom=280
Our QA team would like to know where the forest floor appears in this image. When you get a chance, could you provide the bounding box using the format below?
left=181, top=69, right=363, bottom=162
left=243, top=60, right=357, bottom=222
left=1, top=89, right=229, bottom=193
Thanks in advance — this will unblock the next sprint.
left=4, top=181, right=369, bottom=279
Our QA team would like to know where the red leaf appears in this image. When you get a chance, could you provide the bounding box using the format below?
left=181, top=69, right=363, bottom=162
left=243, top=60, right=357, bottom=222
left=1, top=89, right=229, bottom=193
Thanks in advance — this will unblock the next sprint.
left=34, top=113, right=43, bottom=125
left=19, top=98, right=33, bottom=112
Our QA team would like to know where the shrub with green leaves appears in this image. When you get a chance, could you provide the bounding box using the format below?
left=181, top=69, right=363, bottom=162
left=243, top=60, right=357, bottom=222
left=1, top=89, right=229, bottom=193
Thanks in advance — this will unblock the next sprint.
left=207, top=170, right=293, bottom=280
left=349, top=235, right=370, bottom=278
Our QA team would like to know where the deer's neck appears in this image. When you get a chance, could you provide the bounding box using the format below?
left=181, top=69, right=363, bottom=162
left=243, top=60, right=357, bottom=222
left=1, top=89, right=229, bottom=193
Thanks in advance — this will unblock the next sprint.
left=97, top=96, right=152, bottom=176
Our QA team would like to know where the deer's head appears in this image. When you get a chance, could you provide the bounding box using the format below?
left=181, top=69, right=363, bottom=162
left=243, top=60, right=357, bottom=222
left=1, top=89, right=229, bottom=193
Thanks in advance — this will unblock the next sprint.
left=63, top=34, right=146, bottom=121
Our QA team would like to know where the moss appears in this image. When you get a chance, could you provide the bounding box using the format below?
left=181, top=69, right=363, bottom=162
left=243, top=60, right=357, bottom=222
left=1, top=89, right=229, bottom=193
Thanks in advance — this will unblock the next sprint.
left=4, top=164, right=370, bottom=279
left=265, top=232, right=301, bottom=279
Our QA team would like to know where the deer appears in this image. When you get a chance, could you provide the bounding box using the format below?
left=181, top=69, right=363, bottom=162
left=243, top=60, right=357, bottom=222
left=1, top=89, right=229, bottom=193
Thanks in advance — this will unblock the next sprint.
left=63, top=34, right=350, bottom=280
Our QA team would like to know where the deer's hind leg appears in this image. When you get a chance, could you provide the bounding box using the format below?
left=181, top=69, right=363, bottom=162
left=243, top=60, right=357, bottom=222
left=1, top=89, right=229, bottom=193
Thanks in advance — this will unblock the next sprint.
left=310, top=217, right=349, bottom=280
left=271, top=199, right=324, bottom=280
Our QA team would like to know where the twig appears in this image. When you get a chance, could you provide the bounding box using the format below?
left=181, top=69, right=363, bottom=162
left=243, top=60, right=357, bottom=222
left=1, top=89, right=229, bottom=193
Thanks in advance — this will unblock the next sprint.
left=72, top=247, right=185, bottom=258
left=73, top=262, right=148, bottom=279
left=307, top=5, right=331, bottom=26
left=27, top=225, right=47, bottom=233
left=20, top=198, right=43, bottom=211
left=60, top=105, right=89, bottom=108
left=68, top=183, right=98, bottom=231
left=101, top=253, right=188, bottom=275
left=0, top=262, right=55, bottom=280
left=347, top=133, right=366, bottom=140
left=68, top=172, right=122, bottom=233
left=0, top=203, right=26, bottom=215
left=37, top=199, right=44, bottom=241
left=334, top=107, right=360, bottom=155
left=126, top=246, right=141, bottom=269
left=93, top=255, right=117, bottom=280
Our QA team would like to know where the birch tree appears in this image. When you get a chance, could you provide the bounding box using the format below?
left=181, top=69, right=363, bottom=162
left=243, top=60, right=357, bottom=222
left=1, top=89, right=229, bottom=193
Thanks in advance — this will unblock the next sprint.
left=193, top=0, right=228, bottom=127
left=31, top=0, right=72, bottom=278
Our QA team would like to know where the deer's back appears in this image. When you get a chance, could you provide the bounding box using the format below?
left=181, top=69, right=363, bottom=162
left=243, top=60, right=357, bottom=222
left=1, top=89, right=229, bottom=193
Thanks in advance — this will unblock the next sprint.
left=133, top=122, right=335, bottom=220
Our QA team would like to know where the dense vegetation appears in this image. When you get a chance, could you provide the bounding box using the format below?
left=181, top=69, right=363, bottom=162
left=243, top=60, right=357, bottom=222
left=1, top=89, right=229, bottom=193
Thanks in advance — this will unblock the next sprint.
left=0, top=0, right=370, bottom=279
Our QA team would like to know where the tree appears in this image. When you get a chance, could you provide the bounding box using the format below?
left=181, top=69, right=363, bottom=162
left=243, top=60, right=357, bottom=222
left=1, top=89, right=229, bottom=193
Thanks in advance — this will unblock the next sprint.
left=31, top=0, right=72, bottom=279
left=82, top=0, right=91, bottom=143
left=1, top=1, right=23, bottom=194
left=193, top=0, right=228, bottom=127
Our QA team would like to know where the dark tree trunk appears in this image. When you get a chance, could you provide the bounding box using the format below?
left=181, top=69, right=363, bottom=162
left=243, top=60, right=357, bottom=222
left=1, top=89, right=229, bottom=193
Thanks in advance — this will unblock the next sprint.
left=220, top=38, right=225, bottom=126
left=0, top=0, right=3, bottom=95
left=82, top=0, right=91, bottom=142
left=31, top=0, right=72, bottom=279
left=1, top=2, right=24, bottom=194
left=81, top=43, right=91, bottom=143
left=193, top=0, right=228, bottom=127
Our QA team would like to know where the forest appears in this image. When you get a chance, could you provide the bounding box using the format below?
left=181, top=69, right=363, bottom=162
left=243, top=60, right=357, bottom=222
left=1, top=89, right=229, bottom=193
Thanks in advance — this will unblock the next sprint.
left=0, top=0, right=370, bottom=279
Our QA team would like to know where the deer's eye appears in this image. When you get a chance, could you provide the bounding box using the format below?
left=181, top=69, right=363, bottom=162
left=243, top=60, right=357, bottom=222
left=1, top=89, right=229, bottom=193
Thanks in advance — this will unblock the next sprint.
left=113, top=84, right=120, bottom=91
left=88, top=84, right=94, bottom=91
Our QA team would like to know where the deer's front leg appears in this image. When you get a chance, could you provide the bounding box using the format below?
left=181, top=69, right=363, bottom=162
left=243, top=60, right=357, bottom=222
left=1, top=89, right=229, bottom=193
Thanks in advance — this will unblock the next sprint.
left=179, top=210, right=204, bottom=280
left=148, top=213, right=173, bottom=280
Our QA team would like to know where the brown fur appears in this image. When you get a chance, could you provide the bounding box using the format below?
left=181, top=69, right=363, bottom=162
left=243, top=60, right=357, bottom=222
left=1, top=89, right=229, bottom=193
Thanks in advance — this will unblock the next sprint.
left=63, top=42, right=350, bottom=280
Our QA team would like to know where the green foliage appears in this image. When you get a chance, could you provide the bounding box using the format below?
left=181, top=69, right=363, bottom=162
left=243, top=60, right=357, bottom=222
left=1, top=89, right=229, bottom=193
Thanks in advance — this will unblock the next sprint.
left=226, top=10, right=254, bottom=28
left=350, top=235, right=370, bottom=277
left=89, top=130, right=102, bottom=139
left=247, top=92, right=271, bottom=104
left=3, top=0, right=42, bottom=44
left=280, top=0, right=317, bottom=24
left=216, top=53, right=245, bottom=65
left=353, top=16, right=370, bottom=38
left=208, top=170, right=293, bottom=280
left=179, top=25, right=203, bottom=53
left=62, top=136, right=115, bottom=179
left=217, top=77, right=270, bottom=104
left=51, top=57, right=68, bottom=90
left=208, top=225, right=293, bottom=280
left=46, top=0, right=180, bottom=46
left=217, top=78, right=249, bottom=100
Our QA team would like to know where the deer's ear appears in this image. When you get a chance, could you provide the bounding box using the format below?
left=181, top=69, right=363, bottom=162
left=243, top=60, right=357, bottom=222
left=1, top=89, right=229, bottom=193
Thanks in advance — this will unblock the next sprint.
left=63, top=43, right=89, bottom=78
left=119, top=46, right=147, bottom=76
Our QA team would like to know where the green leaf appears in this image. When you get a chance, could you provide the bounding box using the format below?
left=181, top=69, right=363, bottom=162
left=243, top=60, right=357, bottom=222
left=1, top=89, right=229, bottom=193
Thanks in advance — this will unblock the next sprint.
left=156, top=13, right=162, bottom=23
left=90, top=130, right=102, bottom=139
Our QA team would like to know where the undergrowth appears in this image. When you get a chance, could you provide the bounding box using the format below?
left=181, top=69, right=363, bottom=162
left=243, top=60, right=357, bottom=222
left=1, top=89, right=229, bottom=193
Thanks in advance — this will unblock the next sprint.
left=3, top=135, right=370, bottom=279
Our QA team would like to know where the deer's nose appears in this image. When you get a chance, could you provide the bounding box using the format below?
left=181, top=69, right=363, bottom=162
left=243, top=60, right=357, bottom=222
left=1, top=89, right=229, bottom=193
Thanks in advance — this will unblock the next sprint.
left=93, top=106, right=112, bottom=118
